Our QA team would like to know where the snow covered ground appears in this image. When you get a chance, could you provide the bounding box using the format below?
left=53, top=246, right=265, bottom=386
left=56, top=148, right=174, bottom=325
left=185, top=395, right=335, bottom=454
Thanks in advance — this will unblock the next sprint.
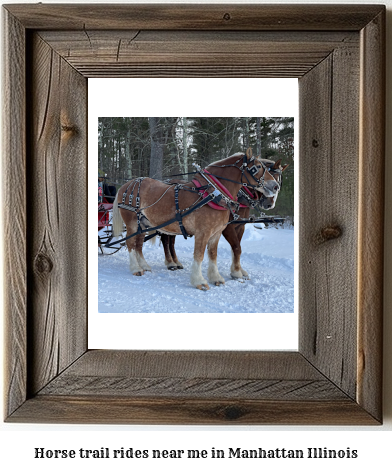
left=98, top=224, right=295, bottom=314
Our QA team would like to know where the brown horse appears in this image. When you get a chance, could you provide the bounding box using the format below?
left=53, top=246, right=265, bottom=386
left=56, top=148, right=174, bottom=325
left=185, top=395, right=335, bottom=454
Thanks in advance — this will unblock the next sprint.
left=111, top=150, right=285, bottom=290
left=159, top=165, right=285, bottom=279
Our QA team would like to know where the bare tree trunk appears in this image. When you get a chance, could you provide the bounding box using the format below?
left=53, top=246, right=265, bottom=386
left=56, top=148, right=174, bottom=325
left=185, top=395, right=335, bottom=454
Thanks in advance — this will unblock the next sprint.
left=183, top=117, right=188, bottom=175
left=242, top=117, right=250, bottom=149
left=256, top=117, right=261, bottom=156
left=149, top=117, right=164, bottom=180
left=125, top=128, right=132, bottom=179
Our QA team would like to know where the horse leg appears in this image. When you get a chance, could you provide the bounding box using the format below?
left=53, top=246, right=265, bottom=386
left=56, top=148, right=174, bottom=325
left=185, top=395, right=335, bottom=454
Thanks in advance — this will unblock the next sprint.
left=207, top=231, right=225, bottom=286
left=190, top=234, right=210, bottom=291
left=123, top=216, right=145, bottom=276
left=161, top=234, right=178, bottom=270
left=236, top=223, right=249, bottom=279
left=169, top=235, right=183, bottom=269
left=223, top=224, right=247, bottom=280
left=135, top=234, right=152, bottom=272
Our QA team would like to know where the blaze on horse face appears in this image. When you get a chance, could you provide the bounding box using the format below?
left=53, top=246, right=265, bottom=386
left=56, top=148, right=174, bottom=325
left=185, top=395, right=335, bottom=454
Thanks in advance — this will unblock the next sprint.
left=260, top=193, right=275, bottom=210
left=252, top=158, right=289, bottom=208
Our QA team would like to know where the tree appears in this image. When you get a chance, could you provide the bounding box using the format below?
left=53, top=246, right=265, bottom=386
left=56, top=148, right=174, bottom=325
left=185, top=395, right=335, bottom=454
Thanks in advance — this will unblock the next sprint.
left=97, top=116, right=295, bottom=222
left=149, top=117, right=164, bottom=180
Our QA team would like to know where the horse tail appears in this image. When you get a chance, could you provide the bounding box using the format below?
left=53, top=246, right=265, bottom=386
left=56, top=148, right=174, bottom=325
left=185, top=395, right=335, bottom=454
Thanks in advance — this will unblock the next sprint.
left=111, top=192, right=124, bottom=237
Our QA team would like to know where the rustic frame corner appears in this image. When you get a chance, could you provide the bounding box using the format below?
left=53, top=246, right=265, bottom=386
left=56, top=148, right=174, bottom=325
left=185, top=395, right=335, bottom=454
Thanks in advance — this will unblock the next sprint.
left=3, top=4, right=385, bottom=425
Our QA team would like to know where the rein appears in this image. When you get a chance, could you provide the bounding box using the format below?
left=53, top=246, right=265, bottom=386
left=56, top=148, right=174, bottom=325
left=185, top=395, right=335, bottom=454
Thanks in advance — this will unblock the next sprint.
left=106, top=152, right=281, bottom=248
left=106, top=187, right=223, bottom=248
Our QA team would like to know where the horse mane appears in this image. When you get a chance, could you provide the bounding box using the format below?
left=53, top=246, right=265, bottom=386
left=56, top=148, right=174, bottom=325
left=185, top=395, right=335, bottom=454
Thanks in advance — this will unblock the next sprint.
left=207, top=152, right=244, bottom=167
left=258, top=158, right=275, bottom=166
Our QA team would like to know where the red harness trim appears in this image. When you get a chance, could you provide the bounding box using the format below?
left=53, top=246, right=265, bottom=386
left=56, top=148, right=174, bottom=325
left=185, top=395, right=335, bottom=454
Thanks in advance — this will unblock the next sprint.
left=203, top=169, right=236, bottom=200
left=192, top=169, right=248, bottom=210
left=192, top=178, right=227, bottom=210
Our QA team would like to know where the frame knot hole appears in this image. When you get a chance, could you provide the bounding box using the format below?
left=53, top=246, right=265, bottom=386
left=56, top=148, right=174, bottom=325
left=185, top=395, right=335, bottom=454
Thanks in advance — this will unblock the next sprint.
left=223, top=13, right=231, bottom=21
left=315, top=225, right=342, bottom=245
left=312, top=139, right=319, bottom=148
left=61, top=111, right=78, bottom=141
left=223, top=405, right=244, bottom=420
left=61, top=124, right=78, bottom=135
left=34, top=253, right=53, bottom=275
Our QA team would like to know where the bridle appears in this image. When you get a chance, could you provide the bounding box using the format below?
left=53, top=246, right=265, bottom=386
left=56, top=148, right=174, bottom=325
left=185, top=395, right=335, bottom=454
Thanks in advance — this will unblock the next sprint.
left=202, top=153, right=283, bottom=199
left=240, top=155, right=282, bottom=197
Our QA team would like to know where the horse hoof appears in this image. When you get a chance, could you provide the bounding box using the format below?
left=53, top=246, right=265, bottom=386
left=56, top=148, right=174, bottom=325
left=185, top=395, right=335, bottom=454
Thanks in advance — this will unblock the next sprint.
left=168, top=266, right=177, bottom=271
left=133, top=271, right=144, bottom=276
left=214, top=281, right=225, bottom=286
left=196, top=284, right=210, bottom=291
left=176, top=265, right=184, bottom=270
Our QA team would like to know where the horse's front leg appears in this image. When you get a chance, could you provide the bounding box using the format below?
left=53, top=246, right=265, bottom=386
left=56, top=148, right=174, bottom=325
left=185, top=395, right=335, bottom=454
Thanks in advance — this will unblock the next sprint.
left=207, top=231, right=225, bottom=286
left=190, top=234, right=210, bottom=291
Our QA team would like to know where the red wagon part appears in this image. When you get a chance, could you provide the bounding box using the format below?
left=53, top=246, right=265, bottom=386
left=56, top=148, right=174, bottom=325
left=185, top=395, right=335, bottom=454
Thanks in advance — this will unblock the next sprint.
left=98, top=198, right=125, bottom=254
left=98, top=201, right=112, bottom=231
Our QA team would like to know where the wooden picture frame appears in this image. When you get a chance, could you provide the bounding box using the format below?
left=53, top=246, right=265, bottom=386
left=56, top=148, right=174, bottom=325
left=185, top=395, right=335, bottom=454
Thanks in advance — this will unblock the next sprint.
left=3, top=4, right=385, bottom=424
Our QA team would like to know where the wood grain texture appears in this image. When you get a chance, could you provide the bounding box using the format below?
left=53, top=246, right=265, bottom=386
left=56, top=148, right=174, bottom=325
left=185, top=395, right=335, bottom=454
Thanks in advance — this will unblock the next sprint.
left=9, top=351, right=378, bottom=424
left=38, top=30, right=358, bottom=78
left=4, top=4, right=383, bottom=31
left=9, top=396, right=378, bottom=425
left=26, top=33, right=87, bottom=395
left=2, top=4, right=385, bottom=425
left=298, top=40, right=360, bottom=399
left=357, top=10, right=385, bottom=422
left=61, top=350, right=325, bottom=379
left=37, top=351, right=346, bottom=400
left=2, top=9, right=27, bottom=419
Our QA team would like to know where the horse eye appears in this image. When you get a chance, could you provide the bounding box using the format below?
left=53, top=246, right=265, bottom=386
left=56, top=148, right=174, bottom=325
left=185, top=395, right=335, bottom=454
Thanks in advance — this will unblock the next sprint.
left=274, top=185, right=279, bottom=191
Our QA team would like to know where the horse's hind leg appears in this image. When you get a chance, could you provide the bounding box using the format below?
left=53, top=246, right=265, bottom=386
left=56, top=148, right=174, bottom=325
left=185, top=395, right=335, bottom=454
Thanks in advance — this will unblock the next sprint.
left=223, top=224, right=248, bottom=279
left=169, top=236, right=183, bottom=269
left=191, top=233, right=210, bottom=291
left=126, top=237, right=144, bottom=276
left=207, top=231, right=225, bottom=286
left=161, top=234, right=178, bottom=271
left=135, top=234, right=152, bottom=272
left=235, top=223, right=249, bottom=279
left=123, top=215, right=146, bottom=276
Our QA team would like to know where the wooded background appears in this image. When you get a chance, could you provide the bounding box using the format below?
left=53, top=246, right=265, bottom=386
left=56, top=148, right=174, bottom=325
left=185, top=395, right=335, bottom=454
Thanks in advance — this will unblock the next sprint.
left=98, top=117, right=294, bottom=218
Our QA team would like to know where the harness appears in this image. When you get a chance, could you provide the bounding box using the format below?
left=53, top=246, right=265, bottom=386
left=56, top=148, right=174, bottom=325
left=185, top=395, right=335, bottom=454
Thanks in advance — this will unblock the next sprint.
left=106, top=153, right=282, bottom=248
left=107, top=183, right=222, bottom=247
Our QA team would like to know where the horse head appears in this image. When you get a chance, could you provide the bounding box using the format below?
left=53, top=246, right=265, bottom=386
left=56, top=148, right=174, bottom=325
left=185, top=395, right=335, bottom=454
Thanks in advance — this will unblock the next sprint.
left=245, top=149, right=288, bottom=198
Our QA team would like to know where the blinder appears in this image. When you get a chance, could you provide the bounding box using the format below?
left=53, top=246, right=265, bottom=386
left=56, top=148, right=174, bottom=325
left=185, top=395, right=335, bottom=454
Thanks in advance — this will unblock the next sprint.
left=242, top=153, right=282, bottom=196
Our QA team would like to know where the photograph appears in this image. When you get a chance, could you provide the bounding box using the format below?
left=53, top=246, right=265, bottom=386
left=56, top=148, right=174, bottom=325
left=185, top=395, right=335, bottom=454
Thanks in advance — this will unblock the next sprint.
left=97, top=117, right=294, bottom=313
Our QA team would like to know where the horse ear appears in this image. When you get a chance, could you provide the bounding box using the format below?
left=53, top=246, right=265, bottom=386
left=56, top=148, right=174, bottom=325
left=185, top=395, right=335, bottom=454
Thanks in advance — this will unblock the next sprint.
left=281, top=164, right=289, bottom=172
left=246, top=147, right=253, bottom=160
left=273, top=159, right=282, bottom=169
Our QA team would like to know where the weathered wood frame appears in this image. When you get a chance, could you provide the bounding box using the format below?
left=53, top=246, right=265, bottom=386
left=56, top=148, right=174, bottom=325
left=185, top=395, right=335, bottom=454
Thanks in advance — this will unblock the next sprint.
left=3, top=4, right=385, bottom=424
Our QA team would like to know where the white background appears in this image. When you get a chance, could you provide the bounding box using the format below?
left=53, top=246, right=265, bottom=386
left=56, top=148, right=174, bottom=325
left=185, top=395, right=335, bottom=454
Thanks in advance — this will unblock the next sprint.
left=89, top=77, right=299, bottom=351
left=1, top=0, right=391, bottom=473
